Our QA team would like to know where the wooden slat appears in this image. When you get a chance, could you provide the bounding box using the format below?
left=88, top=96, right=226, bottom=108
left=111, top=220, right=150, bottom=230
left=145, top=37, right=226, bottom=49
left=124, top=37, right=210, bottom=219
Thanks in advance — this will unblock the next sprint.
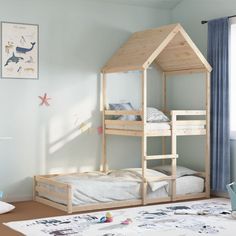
left=175, top=120, right=206, bottom=126
left=35, top=196, right=68, bottom=212
left=175, top=129, right=206, bottom=136
left=105, top=110, right=142, bottom=115
left=105, top=120, right=142, bottom=126
left=35, top=176, right=68, bottom=189
left=105, top=128, right=205, bottom=137
left=36, top=186, right=67, bottom=201
left=105, top=129, right=142, bottom=136
left=171, top=110, right=206, bottom=116
left=145, top=154, right=178, bottom=160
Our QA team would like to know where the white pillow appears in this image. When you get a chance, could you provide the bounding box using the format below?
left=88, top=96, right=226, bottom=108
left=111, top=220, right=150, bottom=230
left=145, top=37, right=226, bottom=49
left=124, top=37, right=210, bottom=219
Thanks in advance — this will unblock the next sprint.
left=125, top=168, right=168, bottom=192
left=109, top=102, right=137, bottom=121
left=153, top=165, right=197, bottom=178
left=147, top=107, right=169, bottom=122
left=0, top=201, right=15, bottom=214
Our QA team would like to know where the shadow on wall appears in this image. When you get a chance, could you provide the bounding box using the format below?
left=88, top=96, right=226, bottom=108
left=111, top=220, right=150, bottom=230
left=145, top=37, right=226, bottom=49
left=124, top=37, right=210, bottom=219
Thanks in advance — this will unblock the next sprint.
left=37, top=23, right=140, bottom=175
left=4, top=177, right=33, bottom=202
left=41, top=108, right=102, bottom=175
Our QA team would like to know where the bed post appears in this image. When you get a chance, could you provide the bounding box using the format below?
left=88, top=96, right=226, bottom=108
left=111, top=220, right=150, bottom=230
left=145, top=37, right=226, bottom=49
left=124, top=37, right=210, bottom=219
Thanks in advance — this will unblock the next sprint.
left=67, top=184, right=73, bottom=214
left=171, top=112, right=177, bottom=201
left=101, top=72, right=108, bottom=173
left=141, top=69, right=147, bottom=205
left=205, top=71, right=211, bottom=198
left=162, top=72, right=167, bottom=165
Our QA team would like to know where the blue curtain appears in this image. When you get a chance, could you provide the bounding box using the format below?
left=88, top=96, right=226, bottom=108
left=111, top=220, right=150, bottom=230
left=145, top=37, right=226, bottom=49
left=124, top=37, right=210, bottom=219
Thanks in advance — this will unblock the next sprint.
left=207, top=17, right=231, bottom=192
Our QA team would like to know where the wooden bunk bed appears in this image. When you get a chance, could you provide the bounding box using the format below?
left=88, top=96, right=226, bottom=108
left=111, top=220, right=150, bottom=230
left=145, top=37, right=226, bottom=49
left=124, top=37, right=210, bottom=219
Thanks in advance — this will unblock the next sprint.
left=34, top=23, right=212, bottom=213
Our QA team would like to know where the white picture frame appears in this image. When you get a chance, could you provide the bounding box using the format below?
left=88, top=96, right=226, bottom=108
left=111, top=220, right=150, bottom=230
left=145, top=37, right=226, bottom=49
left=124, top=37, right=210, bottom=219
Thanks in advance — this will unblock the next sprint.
left=1, top=22, right=39, bottom=79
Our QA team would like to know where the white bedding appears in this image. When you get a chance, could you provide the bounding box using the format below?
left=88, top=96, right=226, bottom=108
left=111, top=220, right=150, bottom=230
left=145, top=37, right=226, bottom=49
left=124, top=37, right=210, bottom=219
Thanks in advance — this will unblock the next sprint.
left=106, top=122, right=205, bottom=131
left=38, top=169, right=204, bottom=206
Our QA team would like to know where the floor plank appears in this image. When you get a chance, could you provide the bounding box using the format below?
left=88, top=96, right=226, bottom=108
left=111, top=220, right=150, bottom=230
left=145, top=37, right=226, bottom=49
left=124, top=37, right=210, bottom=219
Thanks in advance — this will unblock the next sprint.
left=0, top=201, right=66, bottom=236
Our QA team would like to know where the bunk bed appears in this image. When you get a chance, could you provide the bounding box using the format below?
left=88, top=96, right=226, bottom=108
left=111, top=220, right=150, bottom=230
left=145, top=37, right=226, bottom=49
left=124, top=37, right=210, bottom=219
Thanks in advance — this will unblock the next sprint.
left=34, top=23, right=212, bottom=213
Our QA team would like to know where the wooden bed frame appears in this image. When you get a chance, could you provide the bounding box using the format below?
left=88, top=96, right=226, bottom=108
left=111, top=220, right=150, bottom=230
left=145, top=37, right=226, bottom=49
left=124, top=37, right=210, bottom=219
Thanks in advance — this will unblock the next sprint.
left=34, top=23, right=212, bottom=213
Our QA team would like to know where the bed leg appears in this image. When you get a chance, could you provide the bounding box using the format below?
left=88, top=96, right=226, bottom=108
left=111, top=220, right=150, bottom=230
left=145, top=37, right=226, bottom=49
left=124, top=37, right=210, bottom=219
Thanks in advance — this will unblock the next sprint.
left=67, top=185, right=73, bottom=214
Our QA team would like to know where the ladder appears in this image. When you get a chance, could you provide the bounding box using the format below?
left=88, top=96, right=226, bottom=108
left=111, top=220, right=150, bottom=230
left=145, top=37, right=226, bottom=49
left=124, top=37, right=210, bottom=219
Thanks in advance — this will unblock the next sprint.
left=141, top=105, right=178, bottom=205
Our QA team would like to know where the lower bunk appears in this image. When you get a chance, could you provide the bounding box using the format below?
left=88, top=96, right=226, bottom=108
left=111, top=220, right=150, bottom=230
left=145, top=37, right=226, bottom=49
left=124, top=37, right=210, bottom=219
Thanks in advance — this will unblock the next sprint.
left=34, top=167, right=207, bottom=213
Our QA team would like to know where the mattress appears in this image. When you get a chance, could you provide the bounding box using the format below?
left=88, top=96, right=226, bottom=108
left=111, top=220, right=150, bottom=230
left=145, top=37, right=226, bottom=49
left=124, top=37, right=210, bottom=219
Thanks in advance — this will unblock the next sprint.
left=106, top=122, right=205, bottom=131
left=38, top=169, right=204, bottom=206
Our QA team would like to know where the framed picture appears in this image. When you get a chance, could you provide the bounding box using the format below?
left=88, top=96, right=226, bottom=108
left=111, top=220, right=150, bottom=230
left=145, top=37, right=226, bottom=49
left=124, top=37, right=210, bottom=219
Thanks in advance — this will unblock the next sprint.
left=1, top=22, right=39, bottom=79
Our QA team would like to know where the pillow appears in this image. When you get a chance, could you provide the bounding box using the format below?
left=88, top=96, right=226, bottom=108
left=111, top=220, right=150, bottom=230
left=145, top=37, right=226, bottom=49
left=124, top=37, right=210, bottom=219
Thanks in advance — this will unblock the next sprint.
left=153, top=165, right=197, bottom=178
left=147, top=107, right=169, bottom=122
left=109, top=102, right=137, bottom=121
left=0, top=201, right=15, bottom=214
left=125, top=168, right=169, bottom=192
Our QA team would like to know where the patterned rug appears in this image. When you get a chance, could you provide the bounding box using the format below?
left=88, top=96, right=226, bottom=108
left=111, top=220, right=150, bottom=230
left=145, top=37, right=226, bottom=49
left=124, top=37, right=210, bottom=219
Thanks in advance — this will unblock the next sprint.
left=4, top=198, right=236, bottom=236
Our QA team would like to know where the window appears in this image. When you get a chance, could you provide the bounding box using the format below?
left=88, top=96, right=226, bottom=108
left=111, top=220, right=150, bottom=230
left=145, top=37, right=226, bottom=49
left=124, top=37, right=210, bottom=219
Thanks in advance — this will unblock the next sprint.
left=230, top=18, right=236, bottom=139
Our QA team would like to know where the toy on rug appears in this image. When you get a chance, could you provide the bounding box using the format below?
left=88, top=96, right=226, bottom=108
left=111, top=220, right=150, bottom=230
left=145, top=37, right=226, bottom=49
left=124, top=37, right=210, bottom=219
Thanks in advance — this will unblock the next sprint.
left=99, top=212, right=113, bottom=223
left=121, top=218, right=133, bottom=225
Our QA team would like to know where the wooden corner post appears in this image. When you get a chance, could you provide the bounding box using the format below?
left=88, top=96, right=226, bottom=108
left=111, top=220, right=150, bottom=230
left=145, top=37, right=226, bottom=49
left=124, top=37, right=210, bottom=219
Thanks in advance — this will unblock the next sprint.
left=171, top=111, right=177, bottom=201
left=162, top=72, right=167, bottom=164
left=101, top=73, right=108, bottom=173
left=141, top=69, right=147, bottom=205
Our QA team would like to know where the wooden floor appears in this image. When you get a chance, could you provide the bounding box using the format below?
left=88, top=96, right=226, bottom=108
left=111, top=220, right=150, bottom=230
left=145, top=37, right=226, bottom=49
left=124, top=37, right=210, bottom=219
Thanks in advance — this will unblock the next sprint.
left=0, top=201, right=70, bottom=236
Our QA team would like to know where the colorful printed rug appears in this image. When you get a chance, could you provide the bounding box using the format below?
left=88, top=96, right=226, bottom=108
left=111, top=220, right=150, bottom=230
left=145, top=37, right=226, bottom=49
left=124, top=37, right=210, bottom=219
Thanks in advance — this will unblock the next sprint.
left=4, top=198, right=236, bottom=236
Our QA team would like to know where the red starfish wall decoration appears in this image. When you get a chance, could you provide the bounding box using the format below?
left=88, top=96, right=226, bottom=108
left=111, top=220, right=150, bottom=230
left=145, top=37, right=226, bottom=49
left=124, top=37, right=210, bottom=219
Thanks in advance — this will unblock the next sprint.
left=39, top=93, right=51, bottom=106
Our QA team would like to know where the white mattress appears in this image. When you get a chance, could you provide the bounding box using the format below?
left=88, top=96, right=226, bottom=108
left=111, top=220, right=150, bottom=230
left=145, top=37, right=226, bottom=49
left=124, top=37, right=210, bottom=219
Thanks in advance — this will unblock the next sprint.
left=106, top=122, right=205, bottom=131
left=38, top=169, right=204, bottom=206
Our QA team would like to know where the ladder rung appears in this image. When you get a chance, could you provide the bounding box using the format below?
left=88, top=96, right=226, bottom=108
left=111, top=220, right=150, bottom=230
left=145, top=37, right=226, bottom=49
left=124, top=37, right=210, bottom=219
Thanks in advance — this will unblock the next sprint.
left=145, top=154, right=178, bottom=160
left=146, top=176, right=176, bottom=182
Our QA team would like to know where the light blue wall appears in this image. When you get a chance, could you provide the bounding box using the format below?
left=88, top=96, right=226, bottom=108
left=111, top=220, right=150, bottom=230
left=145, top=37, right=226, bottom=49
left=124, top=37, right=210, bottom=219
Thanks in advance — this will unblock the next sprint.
left=171, top=0, right=236, bottom=181
left=0, top=0, right=171, bottom=201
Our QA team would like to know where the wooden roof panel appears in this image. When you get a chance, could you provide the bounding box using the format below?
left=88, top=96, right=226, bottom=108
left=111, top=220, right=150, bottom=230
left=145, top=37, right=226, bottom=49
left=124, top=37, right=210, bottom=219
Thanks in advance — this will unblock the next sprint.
left=102, top=24, right=179, bottom=73
left=102, top=24, right=212, bottom=73
left=155, top=32, right=207, bottom=72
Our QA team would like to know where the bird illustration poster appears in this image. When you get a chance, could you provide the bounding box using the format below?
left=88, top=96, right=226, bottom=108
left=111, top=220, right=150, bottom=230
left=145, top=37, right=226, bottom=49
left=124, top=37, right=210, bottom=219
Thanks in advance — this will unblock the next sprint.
left=1, top=22, right=38, bottom=79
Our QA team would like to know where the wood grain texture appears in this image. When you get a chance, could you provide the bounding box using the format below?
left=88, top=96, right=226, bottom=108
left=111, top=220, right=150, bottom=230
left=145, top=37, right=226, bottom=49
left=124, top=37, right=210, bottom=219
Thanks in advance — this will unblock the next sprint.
left=102, top=23, right=212, bottom=73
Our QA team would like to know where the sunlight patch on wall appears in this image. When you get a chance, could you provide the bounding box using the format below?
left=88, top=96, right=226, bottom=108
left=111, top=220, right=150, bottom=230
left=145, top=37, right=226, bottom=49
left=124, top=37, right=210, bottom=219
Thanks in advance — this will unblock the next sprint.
left=49, top=122, right=92, bottom=154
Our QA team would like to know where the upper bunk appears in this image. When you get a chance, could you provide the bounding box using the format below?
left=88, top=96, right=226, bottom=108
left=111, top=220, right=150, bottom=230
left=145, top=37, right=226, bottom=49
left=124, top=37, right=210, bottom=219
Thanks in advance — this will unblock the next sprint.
left=104, top=110, right=207, bottom=137
left=101, top=23, right=212, bottom=138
